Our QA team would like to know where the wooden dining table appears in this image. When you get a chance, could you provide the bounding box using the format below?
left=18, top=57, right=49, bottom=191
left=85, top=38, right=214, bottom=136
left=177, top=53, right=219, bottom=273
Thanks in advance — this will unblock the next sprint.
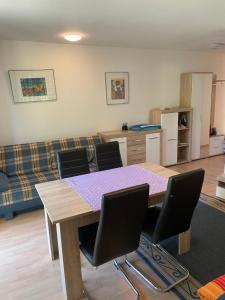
left=35, top=162, right=191, bottom=300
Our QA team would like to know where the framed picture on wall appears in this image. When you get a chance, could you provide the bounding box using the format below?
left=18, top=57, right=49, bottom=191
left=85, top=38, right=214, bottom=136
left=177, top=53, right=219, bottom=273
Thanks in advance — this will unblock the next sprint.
left=105, top=72, right=129, bottom=105
left=8, top=69, right=57, bottom=103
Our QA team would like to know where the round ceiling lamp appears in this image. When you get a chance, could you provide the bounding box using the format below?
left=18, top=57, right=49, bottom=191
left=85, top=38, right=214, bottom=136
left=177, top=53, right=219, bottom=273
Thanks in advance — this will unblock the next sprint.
left=64, top=34, right=82, bottom=42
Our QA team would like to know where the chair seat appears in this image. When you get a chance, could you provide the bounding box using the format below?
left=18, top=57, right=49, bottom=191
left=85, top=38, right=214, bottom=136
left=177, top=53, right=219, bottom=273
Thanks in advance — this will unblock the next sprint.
left=142, top=206, right=161, bottom=242
left=79, top=222, right=99, bottom=265
left=126, top=169, right=205, bottom=293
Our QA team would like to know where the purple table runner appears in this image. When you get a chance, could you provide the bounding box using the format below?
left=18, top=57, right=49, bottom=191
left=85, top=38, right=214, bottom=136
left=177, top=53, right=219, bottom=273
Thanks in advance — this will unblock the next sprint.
left=65, top=165, right=168, bottom=211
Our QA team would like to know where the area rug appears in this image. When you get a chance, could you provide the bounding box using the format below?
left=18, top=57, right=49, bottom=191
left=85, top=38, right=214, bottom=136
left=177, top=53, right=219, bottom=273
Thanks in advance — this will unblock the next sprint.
left=136, top=194, right=225, bottom=299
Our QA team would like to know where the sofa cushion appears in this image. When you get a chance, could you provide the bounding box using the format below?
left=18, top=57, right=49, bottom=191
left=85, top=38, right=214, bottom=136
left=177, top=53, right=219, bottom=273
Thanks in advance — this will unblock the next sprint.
left=0, top=172, right=8, bottom=192
left=0, top=142, right=51, bottom=176
left=49, top=136, right=102, bottom=169
left=0, top=170, right=59, bottom=207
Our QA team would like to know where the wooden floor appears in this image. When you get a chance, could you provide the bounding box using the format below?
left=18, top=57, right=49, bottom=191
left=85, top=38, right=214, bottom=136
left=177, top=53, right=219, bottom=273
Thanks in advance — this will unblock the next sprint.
left=200, top=145, right=209, bottom=159
left=0, top=155, right=224, bottom=300
left=170, top=154, right=225, bottom=197
left=0, top=209, right=179, bottom=300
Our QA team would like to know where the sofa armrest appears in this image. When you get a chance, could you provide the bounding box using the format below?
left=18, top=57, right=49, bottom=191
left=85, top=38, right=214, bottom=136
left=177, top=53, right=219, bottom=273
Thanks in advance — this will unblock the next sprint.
left=0, top=172, right=9, bottom=192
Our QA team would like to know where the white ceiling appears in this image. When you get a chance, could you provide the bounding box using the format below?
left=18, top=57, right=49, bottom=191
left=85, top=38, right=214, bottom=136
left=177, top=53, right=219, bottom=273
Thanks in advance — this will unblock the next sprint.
left=1, top=0, right=225, bottom=50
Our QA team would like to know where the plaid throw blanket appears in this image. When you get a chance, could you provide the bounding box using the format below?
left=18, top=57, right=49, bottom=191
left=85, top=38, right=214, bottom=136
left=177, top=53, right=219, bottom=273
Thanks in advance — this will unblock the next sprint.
left=0, top=135, right=102, bottom=218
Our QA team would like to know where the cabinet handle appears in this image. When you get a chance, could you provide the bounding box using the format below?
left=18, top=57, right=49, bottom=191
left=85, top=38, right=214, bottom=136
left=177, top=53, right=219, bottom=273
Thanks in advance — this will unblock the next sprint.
left=148, top=137, right=159, bottom=140
left=135, top=139, right=141, bottom=142
left=168, top=138, right=177, bottom=141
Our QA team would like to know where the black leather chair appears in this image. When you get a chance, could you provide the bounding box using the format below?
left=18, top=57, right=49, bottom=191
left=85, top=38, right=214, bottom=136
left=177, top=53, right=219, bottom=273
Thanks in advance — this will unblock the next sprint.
left=79, top=183, right=149, bottom=299
left=95, top=141, right=123, bottom=171
left=57, top=148, right=90, bottom=179
left=125, top=169, right=205, bottom=292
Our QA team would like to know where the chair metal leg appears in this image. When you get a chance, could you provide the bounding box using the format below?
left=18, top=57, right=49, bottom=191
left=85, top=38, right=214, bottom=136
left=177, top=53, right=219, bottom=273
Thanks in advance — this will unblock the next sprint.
left=125, top=243, right=189, bottom=293
left=82, top=260, right=140, bottom=300
left=83, top=287, right=91, bottom=300
left=114, top=259, right=140, bottom=300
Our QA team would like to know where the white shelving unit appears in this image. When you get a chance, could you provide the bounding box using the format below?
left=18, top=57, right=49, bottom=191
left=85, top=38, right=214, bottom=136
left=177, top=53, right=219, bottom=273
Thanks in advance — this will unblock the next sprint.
left=150, top=107, right=192, bottom=166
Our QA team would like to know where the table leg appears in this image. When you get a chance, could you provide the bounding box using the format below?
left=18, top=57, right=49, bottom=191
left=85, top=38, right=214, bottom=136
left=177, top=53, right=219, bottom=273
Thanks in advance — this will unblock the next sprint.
left=178, top=229, right=191, bottom=255
left=56, top=220, right=83, bottom=300
left=44, top=209, right=58, bottom=260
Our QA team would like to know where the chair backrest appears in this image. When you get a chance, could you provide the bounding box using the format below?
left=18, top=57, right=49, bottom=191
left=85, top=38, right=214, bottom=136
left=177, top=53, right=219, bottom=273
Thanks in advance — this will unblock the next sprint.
left=57, top=148, right=90, bottom=179
left=95, top=141, right=123, bottom=171
left=49, top=135, right=102, bottom=169
left=92, top=184, right=149, bottom=266
left=151, top=168, right=205, bottom=244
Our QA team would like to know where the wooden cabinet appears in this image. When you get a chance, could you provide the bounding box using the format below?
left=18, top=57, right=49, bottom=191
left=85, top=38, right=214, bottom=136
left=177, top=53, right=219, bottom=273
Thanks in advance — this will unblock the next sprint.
left=180, top=72, right=213, bottom=159
left=98, top=130, right=162, bottom=165
left=150, top=107, right=192, bottom=166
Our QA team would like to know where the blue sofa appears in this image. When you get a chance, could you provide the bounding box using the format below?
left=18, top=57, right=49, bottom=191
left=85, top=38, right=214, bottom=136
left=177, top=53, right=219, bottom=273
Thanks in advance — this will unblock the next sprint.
left=0, top=136, right=101, bottom=220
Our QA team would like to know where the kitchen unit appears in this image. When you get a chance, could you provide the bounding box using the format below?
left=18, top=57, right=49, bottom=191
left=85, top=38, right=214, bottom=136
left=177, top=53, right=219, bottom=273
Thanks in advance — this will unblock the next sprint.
left=98, top=129, right=162, bottom=166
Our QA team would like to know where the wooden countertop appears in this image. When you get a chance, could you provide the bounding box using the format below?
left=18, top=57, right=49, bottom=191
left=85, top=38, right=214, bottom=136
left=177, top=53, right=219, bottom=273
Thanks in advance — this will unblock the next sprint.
left=151, top=107, right=193, bottom=114
left=98, top=129, right=162, bottom=138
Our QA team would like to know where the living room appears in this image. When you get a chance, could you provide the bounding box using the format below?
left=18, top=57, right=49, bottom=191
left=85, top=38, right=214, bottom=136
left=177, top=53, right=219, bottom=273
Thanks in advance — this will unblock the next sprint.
left=0, top=1, right=225, bottom=300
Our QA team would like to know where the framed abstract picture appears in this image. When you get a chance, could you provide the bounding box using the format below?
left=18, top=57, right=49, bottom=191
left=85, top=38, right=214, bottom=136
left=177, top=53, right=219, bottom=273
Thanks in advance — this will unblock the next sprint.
left=105, top=72, right=129, bottom=105
left=8, top=69, right=57, bottom=103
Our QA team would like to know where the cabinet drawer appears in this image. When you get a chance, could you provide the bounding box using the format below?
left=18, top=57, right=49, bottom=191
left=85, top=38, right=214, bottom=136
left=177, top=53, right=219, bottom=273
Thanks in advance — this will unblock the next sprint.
left=127, top=135, right=146, bottom=146
left=127, top=155, right=146, bottom=165
left=209, top=136, right=224, bottom=156
left=209, top=145, right=223, bottom=156
left=210, top=139, right=222, bottom=147
left=127, top=145, right=145, bottom=155
left=127, top=145, right=145, bottom=164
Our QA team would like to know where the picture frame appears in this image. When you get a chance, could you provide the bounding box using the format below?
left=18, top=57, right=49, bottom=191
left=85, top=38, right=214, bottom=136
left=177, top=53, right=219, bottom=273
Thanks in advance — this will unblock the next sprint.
left=8, top=69, right=57, bottom=103
left=105, top=72, right=129, bottom=105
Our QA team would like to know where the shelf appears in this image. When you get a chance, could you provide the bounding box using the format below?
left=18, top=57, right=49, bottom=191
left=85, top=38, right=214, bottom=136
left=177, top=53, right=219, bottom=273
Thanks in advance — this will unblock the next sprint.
left=177, top=159, right=189, bottom=165
left=178, top=143, right=189, bottom=148
left=178, top=127, right=189, bottom=131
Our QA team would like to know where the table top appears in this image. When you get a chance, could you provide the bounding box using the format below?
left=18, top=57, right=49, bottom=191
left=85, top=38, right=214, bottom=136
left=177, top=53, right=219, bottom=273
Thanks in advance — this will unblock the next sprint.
left=65, top=165, right=168, bottom=211
left=35, top=162, right=178, bottom=224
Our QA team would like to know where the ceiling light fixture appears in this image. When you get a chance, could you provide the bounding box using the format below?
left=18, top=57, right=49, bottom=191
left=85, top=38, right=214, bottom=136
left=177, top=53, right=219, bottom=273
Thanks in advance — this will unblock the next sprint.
left=64, top=34, right=82, bottom=42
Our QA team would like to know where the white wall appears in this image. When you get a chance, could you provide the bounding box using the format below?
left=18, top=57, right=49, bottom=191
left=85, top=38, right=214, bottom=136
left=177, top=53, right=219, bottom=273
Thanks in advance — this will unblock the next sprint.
left=0, top=40, right=224, bottom=145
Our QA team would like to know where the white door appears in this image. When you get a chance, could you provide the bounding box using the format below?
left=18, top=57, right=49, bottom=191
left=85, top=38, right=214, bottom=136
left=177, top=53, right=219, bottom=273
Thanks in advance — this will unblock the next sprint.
left=214, top=82, right=225, bottom=135
left=146, top=133, right=160, bottom=165
left=109, top=137, right=127, bottom=166
left=200, top=74, right=212, bottom=145
left=192, top=73, right=212, bottom=159
left=161, top=112, right=178, bottom=166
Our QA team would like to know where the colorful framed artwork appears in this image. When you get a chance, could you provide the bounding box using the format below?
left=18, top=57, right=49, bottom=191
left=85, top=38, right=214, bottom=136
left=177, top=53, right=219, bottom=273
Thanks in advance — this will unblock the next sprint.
left=105, top=72, right=129, bottom=105
left=8, top=69, right=57, bottom=103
